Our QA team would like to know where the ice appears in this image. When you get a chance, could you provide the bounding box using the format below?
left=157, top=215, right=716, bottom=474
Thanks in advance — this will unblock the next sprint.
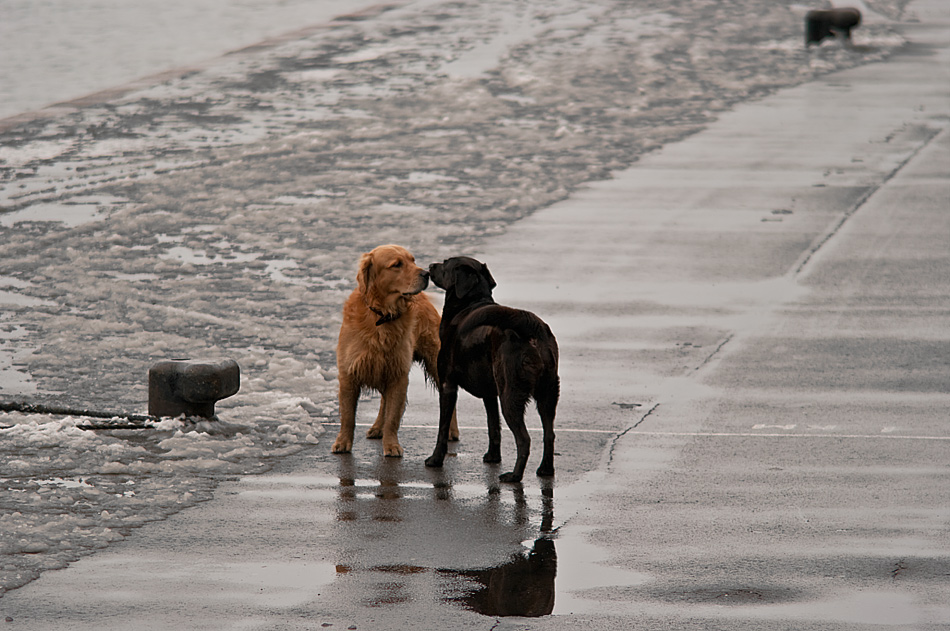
left=0, top=140, right=74, bottom=168
left=0, top=403, right=327, bottom=594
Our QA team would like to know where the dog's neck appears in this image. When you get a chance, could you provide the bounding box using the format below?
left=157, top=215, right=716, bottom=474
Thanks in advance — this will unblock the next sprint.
left=363, top=295, right=406, bottom=326
left=367, top=304, right=402, bottom=326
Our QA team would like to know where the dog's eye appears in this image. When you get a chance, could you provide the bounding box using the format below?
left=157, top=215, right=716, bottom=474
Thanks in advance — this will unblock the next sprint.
left=391, top=261, right=403, bottom=269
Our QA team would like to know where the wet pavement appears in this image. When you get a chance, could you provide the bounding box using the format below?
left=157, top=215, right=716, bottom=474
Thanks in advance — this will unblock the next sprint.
left=4, top=0, right=919, bottom=594
left=1, top=0, right=949, bottom=628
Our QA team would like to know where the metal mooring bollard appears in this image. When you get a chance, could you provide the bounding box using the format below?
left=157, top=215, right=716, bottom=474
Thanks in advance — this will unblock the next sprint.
left=148, top=359, right=240, bottom=419
left=804, top=7, right=861, bottom=47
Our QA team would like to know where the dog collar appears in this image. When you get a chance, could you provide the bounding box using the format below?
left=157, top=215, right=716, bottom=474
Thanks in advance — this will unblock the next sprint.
left=365, top=302, right=403, bottom=326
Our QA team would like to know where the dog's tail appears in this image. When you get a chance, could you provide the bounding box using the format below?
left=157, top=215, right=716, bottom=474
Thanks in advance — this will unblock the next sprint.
left=459, top=305, right=555, bottom=344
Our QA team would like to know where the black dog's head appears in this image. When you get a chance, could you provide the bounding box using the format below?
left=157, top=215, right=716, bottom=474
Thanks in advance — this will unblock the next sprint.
left=429, top=257, right=496, bottom=302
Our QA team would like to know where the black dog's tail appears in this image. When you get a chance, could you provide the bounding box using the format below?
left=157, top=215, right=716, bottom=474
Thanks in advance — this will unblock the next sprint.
left=459, top=305, right=555, bottom=344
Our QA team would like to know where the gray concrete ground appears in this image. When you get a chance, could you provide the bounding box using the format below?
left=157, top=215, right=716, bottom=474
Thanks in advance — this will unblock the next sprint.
left=1, top=1, right=949, bottom=630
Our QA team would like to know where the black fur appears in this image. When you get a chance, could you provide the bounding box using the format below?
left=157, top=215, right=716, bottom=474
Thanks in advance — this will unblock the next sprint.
left=424, top=257, right=559, bottom=483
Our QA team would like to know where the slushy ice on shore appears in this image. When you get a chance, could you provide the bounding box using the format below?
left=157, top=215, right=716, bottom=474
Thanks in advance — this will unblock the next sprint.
left=0, top=0, right=910, bottom=596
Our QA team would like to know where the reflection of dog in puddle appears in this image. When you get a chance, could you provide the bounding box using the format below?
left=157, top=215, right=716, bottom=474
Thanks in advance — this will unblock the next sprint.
left=442, top=537, right=557, bottom=617
left=335, top=539, right=557, bottom=615
left=805, top=7, right=861, bottom=47
left=331, top=457, right=559, bottom=616
left=442, top=485, right=557, bottom=616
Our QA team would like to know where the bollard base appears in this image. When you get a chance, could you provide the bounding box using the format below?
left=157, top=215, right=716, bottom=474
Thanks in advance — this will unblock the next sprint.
left=148, top=359, right=240, bottom=419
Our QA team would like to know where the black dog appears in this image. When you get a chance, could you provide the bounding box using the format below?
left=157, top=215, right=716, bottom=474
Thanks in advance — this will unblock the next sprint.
left=805, top=7, right=861, bottom=47
left=424, top=257, right=559, bottom=483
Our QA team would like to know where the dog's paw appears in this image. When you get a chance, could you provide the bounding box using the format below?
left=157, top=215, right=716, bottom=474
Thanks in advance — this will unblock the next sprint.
left=536, top=464, right=555, bottom=477
left=483, top=451, right=501, bottom=464
left=499, top=471, right=523, bottom=484
left=383, top=442, right=404, bottom=457
left=425, top=455, right=444, bottom=468
left=366, top=426, right=383, bottom=439
left=448, top=429, right=460, bottom=442
left=331, top=437, right=352, bottom=453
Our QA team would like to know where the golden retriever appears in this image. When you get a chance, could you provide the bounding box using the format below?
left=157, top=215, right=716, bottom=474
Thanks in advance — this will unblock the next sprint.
left=333, top=244, right=458, bottom=457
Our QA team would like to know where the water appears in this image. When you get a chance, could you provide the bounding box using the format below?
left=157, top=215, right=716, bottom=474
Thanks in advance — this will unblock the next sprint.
left=0, top=0, right=372, bottom=119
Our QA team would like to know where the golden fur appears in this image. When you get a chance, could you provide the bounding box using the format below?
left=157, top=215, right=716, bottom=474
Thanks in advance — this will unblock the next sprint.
left=333, top=244, right=458, bottom=457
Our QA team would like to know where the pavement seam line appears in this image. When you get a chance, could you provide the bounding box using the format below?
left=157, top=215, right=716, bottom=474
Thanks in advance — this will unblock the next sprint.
left=694, top=334, right=735, bottom=372
left=792, top=124, right=944, bottom=277
left=593, top=403, right=661, bottom=473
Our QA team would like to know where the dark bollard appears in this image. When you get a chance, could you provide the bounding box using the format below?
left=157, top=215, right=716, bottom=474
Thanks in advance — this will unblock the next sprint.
left=805, top=7, right=861, bottom=47
left=148, top=359, right=240, bottom=419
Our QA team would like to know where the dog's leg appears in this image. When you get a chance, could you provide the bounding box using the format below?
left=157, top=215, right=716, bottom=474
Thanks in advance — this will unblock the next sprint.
left=535, top=375, right=559, bottom=477
left=425, top=382, right=458, bottom=468
left=366, top=404, right=385, bottom=439
left=332, top=374, right=360, bottom=453
left=448, top=407, right=460, bottom=441
left=424, top=356, right=460, bottom=442
left=499, top=395, right=531, bottom=483
left=379, top=376, right=409, bottom=457
left=483, top=396, right=502, bottom=463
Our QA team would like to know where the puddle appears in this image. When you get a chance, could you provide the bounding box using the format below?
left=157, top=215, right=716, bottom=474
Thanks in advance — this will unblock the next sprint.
left=0, top=195, right=125, bottom=228
left=0, top=321, right=38, bottom=394
left=439, top=485, right=648, bottom=617
left=0, top=277, right=55, bottom=308
left=548, top=526, right=653, bottom=615
left=0, top=289, right=53, bottom=307
left=436, top=525, right=652, bottom=617
left=258, top=468, right=650, bottom=618
left=442, top=537, right=558, bottom=617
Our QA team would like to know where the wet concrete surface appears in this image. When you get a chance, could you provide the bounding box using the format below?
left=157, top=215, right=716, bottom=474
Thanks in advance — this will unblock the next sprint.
left=471, top=1, right=950, bottom=627
left=1, top=0, right=949, bottom=629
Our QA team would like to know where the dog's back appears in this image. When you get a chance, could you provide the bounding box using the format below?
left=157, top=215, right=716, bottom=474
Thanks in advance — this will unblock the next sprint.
left=460, top=305, right=559, bottom=391
left=460, top=305, right=556, bottom=346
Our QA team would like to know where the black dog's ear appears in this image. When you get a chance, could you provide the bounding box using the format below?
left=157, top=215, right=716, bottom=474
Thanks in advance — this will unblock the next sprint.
left=453, top=265, right=479, bottom=299
left=481, top=262, right=496, bottom=290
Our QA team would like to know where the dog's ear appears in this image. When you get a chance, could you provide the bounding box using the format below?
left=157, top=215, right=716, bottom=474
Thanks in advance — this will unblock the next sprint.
left=481, top=262, right=497, bottom=290
left=357, top=251, right=374, bottom=296
left=453, top=265, right=479, bottom=299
